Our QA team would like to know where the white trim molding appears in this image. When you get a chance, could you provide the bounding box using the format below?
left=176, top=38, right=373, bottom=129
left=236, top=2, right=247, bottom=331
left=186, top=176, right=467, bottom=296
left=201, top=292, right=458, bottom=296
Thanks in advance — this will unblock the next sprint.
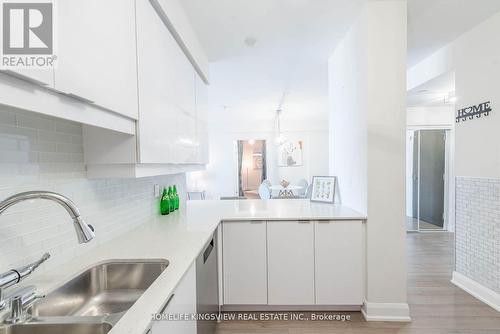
left=361, top=301, right=411, bottom=322
left=451, top=271, right=500, bottom=312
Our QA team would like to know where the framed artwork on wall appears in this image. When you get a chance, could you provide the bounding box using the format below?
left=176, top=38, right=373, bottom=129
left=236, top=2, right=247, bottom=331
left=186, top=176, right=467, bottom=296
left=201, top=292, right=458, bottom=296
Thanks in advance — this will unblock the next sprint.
left=277, top=140, right=303, bottom=167
left=310, top=176, right=336, bottom=203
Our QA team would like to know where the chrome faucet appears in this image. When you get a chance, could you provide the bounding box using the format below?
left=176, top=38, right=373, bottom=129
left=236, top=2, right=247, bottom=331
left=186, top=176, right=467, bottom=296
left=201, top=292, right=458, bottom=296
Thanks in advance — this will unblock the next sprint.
left=0, top=191, right=95, bottom=313
left=0, top=254, right=50, bottom=311
left=0, top=191, right=95, bottom=244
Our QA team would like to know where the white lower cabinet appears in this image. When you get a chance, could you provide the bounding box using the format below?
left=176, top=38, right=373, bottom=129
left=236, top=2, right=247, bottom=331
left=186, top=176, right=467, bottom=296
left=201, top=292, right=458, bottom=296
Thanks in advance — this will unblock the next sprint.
left=221, top=220, right=364, bottom=308
left=314, top=221, right=364, bottom=305
left=267, top=221, right=315, bottom=305
left=222, top=221, right=267, bottom=305
left=152, top=263, right=197, bottom=334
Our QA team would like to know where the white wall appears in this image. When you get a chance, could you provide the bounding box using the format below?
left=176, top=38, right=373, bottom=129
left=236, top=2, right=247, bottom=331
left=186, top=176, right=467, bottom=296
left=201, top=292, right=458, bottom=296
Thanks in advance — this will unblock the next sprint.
left=0, top=107, right=186, bottom=273
left=407, top=106, right=454, bottom=127
left=194, top=126, right=329, bottom=199
left=329, top=0, right=408, bottom=319
left=408, top=10, right=500, bottom=178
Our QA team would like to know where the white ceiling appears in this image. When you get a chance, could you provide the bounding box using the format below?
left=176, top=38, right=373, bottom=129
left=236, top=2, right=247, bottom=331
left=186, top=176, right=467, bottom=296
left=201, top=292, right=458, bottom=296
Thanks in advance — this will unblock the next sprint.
left=180, top=0, right=365, bottom=130
left=179, top=0, right=500, bottom=129
left=407, top=70, right=455, bottom=107
left=408, top=0, right=500, bottom=67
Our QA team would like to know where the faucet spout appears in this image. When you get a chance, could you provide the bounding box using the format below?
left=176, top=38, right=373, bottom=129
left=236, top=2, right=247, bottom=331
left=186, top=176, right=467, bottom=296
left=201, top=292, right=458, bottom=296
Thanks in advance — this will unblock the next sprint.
left=0, top=191, right=95, bottom=244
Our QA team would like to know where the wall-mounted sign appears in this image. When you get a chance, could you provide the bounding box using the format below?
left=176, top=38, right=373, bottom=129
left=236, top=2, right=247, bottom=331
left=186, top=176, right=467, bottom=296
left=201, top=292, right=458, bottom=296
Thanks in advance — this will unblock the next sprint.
left=456, top=101, right=492, bottom=123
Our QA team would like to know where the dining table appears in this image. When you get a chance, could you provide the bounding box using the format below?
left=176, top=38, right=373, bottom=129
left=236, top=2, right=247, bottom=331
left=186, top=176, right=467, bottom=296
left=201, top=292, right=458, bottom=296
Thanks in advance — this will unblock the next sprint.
left=269, top=185, right=303, bottom=198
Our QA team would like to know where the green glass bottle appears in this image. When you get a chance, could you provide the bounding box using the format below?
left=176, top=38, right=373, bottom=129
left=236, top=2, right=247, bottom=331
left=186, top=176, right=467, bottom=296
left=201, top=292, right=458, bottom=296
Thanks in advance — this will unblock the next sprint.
left=173, top=185, right=179, bottom=210
left=168, top=186, right=175, bottom=213
left=160, top=188, right=169, bottom=215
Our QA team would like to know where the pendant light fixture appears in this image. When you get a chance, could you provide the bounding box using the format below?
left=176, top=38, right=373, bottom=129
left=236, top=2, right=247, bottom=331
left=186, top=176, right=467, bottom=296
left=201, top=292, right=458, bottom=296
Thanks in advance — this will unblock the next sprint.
left=275, top=109, right=286, bottom=146
left=275, top=92, right=288, bottom=146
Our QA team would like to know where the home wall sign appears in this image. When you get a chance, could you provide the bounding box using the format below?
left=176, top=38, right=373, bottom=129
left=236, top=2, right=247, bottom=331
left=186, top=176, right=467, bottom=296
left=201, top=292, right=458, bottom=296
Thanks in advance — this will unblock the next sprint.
left=456, top=101, right=492, bottom=123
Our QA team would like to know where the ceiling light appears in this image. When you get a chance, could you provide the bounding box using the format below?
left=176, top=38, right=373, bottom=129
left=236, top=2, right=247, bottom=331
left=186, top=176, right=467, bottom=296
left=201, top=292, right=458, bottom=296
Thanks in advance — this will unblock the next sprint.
left=444, top=91, right=457, bottom=104
left=244, top=37, right=257, bottom=47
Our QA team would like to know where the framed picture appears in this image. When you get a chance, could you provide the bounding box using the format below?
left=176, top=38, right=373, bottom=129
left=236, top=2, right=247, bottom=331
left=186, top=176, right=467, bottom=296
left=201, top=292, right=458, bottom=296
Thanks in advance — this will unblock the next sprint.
left=277, top=140, right=303, bottom=167
left=310, top=176, right=336, bottom=203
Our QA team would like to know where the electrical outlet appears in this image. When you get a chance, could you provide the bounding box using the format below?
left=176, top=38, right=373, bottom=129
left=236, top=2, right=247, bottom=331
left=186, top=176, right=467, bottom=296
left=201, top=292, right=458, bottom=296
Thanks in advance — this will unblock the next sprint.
left=154, top=184, right=160, bottom=198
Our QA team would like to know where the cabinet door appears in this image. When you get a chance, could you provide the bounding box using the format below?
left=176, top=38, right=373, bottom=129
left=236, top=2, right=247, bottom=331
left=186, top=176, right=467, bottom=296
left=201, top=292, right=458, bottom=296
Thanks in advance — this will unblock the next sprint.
left=152, top=262, right=197, bottom=334
left=195, top=73, right=209, bottom=164
left=135, top=0, right=177, bottom=163
left=56, top=0, right=138, bottom=119
left=267, top=221, right=315, bottom=305
left=222, top=221, right=267, bottom=305
left=195, top=73, right=208, bottom=123
left=172, top=46, right=196, bottom=115
left=315, top=221, right=364, bottom=305
left=174, top=110, right=197, bottom=163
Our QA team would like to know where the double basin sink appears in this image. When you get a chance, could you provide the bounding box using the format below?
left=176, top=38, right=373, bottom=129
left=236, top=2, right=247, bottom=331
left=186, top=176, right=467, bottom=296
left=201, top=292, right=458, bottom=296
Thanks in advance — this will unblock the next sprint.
left=0, top=259, right=169, bottom=334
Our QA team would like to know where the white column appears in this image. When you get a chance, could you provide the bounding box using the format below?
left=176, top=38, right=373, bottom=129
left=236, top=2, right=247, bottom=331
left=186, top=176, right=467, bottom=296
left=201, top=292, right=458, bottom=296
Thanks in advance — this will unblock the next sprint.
left=328, top=0, right=409, bottom=321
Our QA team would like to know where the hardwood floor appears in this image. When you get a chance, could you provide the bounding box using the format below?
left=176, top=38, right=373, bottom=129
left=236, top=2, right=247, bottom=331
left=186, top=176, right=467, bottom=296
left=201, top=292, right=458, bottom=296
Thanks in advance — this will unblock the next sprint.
left=216, top=232, right=500, bottom=334
left=405, top=217, right=444, bottom=231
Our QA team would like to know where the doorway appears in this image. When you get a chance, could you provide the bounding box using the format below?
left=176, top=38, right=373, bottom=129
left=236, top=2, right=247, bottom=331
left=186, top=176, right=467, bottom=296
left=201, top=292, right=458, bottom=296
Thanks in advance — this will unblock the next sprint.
left=406, top=129, right=449, bottom=231
left=237, top=140, right=267, bottom=199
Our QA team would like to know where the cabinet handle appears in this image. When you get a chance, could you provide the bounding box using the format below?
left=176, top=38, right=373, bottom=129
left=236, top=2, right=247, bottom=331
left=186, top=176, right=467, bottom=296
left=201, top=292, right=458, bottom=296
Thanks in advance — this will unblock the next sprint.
left=64, top=93, right=95, bottom=104
left=159, top=293, right=175, bottom=313
left=298, top=220, right=311, bottom=224
left=1, top=70, right=49, bottom=86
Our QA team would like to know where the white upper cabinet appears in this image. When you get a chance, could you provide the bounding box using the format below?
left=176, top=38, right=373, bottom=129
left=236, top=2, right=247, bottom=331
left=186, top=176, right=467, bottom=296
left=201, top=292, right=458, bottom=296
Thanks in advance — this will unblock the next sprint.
left=173, top=47, right=196, bottom=115
left=136, top=0, right=198, bottom=165
left=84, top=0, right=208, bottom=177
left=135, top=0, right=177, bottom=164
left=55, top=0, right=138, bottom=119
left=153, top=0, right=209, bottom=82
left=195, top=73, right=209, bottom=164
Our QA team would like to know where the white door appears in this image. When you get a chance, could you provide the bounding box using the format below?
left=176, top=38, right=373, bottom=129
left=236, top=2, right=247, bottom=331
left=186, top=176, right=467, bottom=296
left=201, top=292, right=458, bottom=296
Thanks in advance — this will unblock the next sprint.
left=222, top=221, right=267, bottom=305
left=56, top=0, right=138, bottom=119
left=267, top=221, right=315, bottom=305
left=152, top=263, right=197, bottom=334
left=314, top=221, right=364, bottom=305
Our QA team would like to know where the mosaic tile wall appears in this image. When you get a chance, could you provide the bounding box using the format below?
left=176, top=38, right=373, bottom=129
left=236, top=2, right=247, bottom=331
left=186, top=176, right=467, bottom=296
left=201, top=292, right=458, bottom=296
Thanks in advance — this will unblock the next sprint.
left=0, top=107, right=186, bottom=273
left=455, top=176, right=500, bottom=293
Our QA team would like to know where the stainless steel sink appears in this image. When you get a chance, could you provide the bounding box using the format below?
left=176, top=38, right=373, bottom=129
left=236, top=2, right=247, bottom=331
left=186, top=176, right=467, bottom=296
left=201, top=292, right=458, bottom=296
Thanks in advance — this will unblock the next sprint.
left=0, top=321, right=112, bottom=334
left=30, top=259, right=169, bottom=318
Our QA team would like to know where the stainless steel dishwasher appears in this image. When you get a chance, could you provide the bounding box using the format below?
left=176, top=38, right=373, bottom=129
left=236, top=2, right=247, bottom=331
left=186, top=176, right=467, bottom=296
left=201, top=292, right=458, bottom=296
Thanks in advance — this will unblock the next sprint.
left=196, top=231, right=219, bottom=334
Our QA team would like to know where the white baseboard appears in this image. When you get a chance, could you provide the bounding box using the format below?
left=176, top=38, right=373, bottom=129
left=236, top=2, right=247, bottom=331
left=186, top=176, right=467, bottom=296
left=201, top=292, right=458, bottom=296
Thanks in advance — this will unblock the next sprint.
left=451, top=271, right=500, bottom=312
left=361, top=301, right=411, bottom=322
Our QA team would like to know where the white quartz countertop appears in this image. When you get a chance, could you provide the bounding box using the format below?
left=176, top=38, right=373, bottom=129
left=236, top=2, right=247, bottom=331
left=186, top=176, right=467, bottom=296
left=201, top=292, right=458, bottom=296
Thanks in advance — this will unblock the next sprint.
left=11, top=199, right=366, bottom=334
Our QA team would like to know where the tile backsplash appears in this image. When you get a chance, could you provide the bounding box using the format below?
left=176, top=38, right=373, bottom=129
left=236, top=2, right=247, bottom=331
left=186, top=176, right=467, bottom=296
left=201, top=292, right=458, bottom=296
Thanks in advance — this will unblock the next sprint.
left=0, top=107, right=186, bottom=273
left=455, top=177, right=500, bottom=294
